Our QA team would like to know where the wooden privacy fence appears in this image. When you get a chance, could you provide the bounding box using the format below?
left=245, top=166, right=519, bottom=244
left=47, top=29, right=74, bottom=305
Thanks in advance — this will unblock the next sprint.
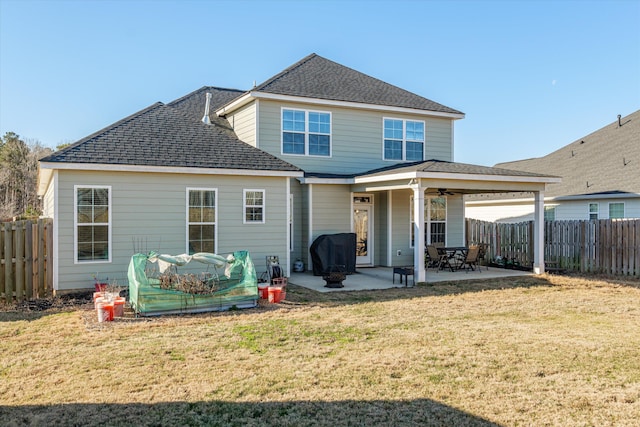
left=466, top=218, right=640, bottom=276
left=0, top=218, right=53, bottom=302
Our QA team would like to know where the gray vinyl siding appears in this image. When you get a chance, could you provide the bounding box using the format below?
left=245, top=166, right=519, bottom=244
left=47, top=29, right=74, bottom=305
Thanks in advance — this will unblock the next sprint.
left=466, top=198, right=640, bottom=223
left=374, top=191, right=389, bottom=266
left=301, top=184, right=310, bottom=268
left=391, top=189, right=414, bottom=266
left=54, top=170, right=288, bottom=291
left=310, top=184, right=351, bottom=240
left=258, top=100, right=454, bottom=175
left=556, top=199, right=640, bottom=220
left=289, top=178, right=305, bottom=265
left=446, top=195, right=465, bottom=247
left=227, top=102, right=257, bottom=147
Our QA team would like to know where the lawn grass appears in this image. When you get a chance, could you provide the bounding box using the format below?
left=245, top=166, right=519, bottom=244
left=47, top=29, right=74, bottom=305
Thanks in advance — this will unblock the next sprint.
left=1, top=274, right=639, bottom=426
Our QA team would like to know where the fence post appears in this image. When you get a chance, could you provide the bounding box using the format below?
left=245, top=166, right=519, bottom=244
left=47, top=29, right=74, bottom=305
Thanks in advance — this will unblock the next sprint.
left=25, top=220, right=33, bottom=299
left=45, top=219, right=53, bottom=297
left=15, top=221, right=25, bottom=302
left=38, top=219, right=46, bottom=298
left=4, top=222, right=14, bottom=302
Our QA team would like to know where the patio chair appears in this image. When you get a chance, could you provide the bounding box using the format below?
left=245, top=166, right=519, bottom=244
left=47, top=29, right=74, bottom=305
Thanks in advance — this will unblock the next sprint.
left=458, top=245, right=481, bottom=272
left=426, top=245, right=453, bottom=272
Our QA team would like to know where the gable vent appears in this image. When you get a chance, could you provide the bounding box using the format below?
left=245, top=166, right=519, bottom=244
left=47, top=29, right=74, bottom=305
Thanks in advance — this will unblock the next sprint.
left=202, top=92, right=212, bottom=124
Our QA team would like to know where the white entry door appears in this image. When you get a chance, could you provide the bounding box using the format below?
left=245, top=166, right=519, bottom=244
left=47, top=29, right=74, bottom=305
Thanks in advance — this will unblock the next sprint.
left=353, top=196, right=373, bottom=266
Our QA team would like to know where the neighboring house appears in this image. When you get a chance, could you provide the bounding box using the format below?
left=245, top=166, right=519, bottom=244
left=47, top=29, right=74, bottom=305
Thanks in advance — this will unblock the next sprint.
left=466, top=110, right=640, bottom=223
left=38, top=53, right=559, bottom=291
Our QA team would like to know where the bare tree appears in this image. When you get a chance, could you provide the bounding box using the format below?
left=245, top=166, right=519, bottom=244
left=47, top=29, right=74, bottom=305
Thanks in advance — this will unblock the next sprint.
left=0, top=132, right=53, bottom=220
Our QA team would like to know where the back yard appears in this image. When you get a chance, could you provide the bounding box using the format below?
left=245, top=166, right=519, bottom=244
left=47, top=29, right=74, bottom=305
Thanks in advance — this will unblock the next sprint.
left=1, top=274, right=639, bottom=426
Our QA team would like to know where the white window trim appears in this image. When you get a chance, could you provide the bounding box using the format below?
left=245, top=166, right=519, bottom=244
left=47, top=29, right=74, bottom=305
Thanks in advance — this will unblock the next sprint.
left=544, top=205, right=557, bottom=221
left=382, top=117, right=426, bottom=162
left=186, top=187, right=218, bottom=254
left=608, top=202, right=625, bottom=219
left=410, top=194, right=447, bottom=248
left=428, top=196, right=447, bottom=245
left=281, top=107, right=332, bottom=157
left=243, top=189, right=266, bottom=224
left=588, top=202, right=599, bottom=220
left=74, top=185, right=112, bottom=264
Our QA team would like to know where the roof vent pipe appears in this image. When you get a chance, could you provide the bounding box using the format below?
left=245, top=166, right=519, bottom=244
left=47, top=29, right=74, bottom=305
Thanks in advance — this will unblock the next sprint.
left=618, top=114, right=622, bottom=127
left=202, top=92, right=212, bottom=125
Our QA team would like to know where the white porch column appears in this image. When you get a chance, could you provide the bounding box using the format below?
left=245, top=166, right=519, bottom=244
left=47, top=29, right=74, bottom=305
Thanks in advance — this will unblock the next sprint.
left=533, top=190, right=545, bottom=274
left=413, top=186, right=426, bottom=282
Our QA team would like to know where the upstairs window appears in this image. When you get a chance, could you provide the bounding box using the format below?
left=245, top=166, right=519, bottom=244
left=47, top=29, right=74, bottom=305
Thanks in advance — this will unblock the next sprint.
left=589, top=203, right=599, bottom=220
left=75, top=186, right=111, bottom=263
left=244, top=189, right=265, bottom=224
left=609, top=202, right=624, bottom=219
left=282, top=109, right=331, bottom=156
left=384, top=118, right=424, bottom=161
left=187, top=188, right=216, bottom=254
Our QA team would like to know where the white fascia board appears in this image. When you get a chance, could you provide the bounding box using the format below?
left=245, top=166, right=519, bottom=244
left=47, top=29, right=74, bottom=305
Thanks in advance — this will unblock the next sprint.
left=215, top=92, right=253, bottom=116
left=354, top=172, right=418, bottom=184
left=415, top=172, right=561, bottom=184
left=37, top=167, right=53, bottom=196
left=219, top=91, right=466, bottom=120
left=465, top=196, right=557, bottom=206
left=38, top=162, right=304, bottom=178
left=297, top=177, right=354, bottom=184
left=355, top=171, right=559, bottom=185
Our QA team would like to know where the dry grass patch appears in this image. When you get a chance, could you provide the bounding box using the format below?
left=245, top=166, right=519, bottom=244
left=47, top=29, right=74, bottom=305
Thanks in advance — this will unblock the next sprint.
left=1, top=274, right=639, bottom=426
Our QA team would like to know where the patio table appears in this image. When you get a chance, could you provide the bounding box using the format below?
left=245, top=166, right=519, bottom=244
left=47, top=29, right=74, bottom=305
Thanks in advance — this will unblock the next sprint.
left=438, top=247, right=469, bottom=271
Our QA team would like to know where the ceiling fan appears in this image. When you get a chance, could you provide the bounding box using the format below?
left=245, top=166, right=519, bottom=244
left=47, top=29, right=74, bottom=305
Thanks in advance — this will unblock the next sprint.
left=438, top=188, right=454, bottom=196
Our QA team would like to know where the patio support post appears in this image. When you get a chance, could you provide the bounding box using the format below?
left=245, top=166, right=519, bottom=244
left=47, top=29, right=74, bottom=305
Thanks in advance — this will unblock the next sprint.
left=533, top=190, right=545, bottom=274
left=413, top=185, right=426, bottom=282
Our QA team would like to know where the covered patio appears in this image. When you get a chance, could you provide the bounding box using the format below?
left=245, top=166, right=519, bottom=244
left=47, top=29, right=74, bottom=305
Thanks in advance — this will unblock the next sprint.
left=289, top=266, right=533, bottom=293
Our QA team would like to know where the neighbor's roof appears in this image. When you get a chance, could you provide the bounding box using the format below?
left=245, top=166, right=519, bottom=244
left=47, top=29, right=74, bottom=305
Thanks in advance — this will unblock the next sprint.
left=492, top=109, right=640, bottom=199
left=40, top=87, right=301, bottom=173
left=223, top=53, right=464, bottom=116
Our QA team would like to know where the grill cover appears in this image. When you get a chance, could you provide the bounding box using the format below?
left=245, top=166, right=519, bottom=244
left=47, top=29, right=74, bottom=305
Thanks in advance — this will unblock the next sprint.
left=310, top=233, right=357, bottom=276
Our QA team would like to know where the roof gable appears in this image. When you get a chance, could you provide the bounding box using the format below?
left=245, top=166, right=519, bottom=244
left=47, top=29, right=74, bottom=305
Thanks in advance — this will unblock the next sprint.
left=495, top=109, right=640, bottom=198
left=251, top=53, right=463, bottom=115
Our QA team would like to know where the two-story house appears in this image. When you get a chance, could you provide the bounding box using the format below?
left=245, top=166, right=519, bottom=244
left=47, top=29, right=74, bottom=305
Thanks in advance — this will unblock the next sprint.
left=38, top=53, right=558, bottom=291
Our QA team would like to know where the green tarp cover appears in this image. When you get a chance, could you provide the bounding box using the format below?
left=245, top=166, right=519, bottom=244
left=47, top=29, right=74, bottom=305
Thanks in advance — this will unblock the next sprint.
left=128, top=250, right=258, bottom=316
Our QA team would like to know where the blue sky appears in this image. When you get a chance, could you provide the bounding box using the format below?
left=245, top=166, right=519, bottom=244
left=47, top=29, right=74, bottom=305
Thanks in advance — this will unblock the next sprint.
left=1, top=0, right=638, bottom=166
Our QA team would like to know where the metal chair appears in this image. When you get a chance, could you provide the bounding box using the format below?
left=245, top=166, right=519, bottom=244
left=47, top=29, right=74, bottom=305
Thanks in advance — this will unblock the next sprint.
left=458, top=245, right=481, bottom=272
left=426, top=245, right=453, bottom=272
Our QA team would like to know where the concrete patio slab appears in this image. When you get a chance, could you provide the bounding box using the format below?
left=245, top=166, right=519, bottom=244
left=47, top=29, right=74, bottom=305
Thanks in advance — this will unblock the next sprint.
left=288, top=266, right=533, bottom=293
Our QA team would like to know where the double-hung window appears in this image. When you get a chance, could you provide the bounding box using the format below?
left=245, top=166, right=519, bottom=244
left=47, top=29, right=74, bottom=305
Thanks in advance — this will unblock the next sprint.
left=187, top=188, right=216, bottom=254
left=282, top=108, right=331, bottom=156
left=589, top=203, right=599, bottom=220
left=410, top=195, right=447, bottom=247
left=544, top=206, right=556, bottom=221
left=384, top=118, right=424, bottom=161
left=244, top=189, right=265, bottom=224
left=609, top=202, right=624, bottom=219
left=75, top=186, right=111, bottom=263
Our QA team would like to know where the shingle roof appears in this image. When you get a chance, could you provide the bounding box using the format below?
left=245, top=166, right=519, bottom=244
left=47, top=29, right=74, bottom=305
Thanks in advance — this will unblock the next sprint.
left=494, top=110, right=640, bottom=198
left=358, top=159, right=553, bottom=179
left=40, top=88, right=301, bottom=172
left=252, top=53, right=464, bottom=115
left=304, top=159, right=554, bottom=180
